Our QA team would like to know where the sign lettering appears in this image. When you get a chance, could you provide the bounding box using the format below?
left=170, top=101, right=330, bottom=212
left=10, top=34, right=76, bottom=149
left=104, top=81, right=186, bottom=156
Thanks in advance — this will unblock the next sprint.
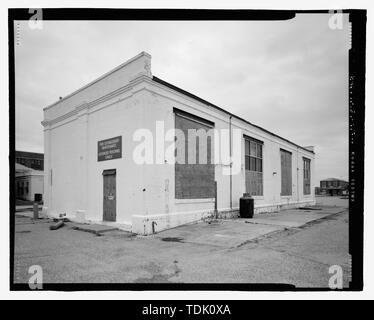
left=98, top=136, right=122, bottom=161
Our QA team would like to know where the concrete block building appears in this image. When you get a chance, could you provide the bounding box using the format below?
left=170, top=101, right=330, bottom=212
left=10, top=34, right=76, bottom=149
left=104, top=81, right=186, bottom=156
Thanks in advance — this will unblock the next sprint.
left=42, top=52, right=316, bottom=235
left=319, top=178, right=348, bottom=196
left=16, top=150, right=44, bottom=171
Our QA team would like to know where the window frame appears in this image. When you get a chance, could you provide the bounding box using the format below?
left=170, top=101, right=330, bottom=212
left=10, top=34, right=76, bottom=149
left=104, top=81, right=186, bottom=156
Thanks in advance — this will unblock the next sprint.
left=244, top=135, right=264, bottom=196
left=174, top=109, right=215, bottom=200
left=244, top=138, right=263, bottom=173
left=280, top=148, right=293, bottom=196
left=303, top=157, right=311, bottom=195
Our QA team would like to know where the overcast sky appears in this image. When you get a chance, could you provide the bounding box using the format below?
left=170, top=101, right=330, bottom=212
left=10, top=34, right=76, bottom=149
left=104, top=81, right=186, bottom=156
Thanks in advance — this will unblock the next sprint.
left=15, top=13, right=350, bottom=185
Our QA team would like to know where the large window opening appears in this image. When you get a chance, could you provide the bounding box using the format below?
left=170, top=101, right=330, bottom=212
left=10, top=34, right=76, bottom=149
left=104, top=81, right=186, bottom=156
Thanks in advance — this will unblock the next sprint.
left=303, top=157, right=311, bottom=195
left=280, top=149, right=292, bottom=196
left=174, top=109, right=215, bottom=199
left=244, top=136, right=263, bottom=196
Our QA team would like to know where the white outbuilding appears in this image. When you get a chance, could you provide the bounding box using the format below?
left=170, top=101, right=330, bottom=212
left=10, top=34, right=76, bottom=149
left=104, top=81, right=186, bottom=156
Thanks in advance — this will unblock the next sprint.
left=15, top=163, right=44, bottom=202
left=42, top=52, right=315, bottom=235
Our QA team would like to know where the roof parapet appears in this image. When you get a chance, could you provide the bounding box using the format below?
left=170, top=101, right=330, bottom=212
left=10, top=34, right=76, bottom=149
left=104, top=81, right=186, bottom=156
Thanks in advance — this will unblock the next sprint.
left=43, top=51, right=152, bottom=112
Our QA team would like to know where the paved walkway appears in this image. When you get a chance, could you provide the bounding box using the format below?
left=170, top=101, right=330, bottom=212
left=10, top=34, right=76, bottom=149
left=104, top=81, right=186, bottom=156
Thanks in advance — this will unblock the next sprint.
left=151, top=206, right=346, bottom=248
left=15, top=200, right=346, bottom=249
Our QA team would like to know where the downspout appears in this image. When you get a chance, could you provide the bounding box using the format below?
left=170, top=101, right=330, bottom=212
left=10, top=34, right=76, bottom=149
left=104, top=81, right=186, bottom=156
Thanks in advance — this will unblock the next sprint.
left=296, top=147, right=299, bottom=203
left=229, top=115, right=232, bottom=210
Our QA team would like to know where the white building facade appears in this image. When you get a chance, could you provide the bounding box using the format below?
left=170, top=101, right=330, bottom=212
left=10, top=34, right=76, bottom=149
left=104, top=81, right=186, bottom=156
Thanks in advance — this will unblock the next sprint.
left=42, top=52, right=315, bottom=235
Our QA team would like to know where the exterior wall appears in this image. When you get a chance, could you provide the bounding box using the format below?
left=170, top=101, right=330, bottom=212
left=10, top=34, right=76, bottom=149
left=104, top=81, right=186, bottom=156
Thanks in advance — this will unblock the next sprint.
left=131, top=82, right=315, bottom=234
left=43, top=52, right=315, bottom=235
left=47, top=118, right=82, bottom=217
left=43, top=92, right=148, bottom=227
left=85, top=90, right=146, bottom=226
left=43, top=52, right=152, bottom=228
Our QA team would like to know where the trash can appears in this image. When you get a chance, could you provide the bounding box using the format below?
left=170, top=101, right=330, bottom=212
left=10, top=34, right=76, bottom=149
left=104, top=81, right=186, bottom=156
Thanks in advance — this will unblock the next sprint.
left=239, top=193, right=254, bottom=218
left=34, top=193, right=42, bottom=203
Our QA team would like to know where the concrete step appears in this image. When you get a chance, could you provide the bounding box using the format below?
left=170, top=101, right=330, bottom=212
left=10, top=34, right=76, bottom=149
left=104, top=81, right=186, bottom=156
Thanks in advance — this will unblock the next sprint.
left=71, top=223, right=119, bottom=235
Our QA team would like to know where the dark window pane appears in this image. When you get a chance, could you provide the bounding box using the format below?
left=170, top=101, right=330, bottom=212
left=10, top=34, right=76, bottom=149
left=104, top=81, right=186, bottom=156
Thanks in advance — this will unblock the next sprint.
left=245, top=139, right=264, bottom=196
left=245, top=156, right=250, bottom=170
left=250, top=157, right=256, bottom=171
left=245, top=140, right=250, bottom=156
left=250, top=141, right=256, bottom=156
left=303, top=159, right=311, bottom=195
left=256, top=158, right=262, bottom=172
left=207, top=136, right=212, bottom=164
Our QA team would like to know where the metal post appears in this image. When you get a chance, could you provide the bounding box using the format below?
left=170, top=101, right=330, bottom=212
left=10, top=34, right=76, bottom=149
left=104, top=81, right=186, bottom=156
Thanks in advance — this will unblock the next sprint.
left=214, top=181, right=218, bottom=219
left=33, top=202, right=39, bottom=220
left=229, top=116, right=232, bottom=210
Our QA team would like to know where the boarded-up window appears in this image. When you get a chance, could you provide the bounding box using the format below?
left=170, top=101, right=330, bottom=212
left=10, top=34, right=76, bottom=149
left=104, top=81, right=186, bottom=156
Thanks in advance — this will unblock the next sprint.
left=303, top=157, right=311, bottom=195
left=280, top=149, right=292, bottom=196
left=245, top=136, right=263, bottom=196
left=174, top=109, right=215, bottom=199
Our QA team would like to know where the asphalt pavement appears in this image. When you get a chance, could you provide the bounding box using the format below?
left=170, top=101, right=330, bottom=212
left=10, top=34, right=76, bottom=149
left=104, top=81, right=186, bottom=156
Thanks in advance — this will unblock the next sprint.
left=13, top=196, right=350, bottom=287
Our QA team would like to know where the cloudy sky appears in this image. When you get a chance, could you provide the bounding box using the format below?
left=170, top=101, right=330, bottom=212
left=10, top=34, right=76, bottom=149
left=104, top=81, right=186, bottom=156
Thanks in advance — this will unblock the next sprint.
left=15, top=13, right=350, bottom=185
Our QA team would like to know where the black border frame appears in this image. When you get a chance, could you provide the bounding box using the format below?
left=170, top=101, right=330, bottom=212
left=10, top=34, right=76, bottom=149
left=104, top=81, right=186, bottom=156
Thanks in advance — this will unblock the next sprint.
left=9, top=8, right=366, bottom=292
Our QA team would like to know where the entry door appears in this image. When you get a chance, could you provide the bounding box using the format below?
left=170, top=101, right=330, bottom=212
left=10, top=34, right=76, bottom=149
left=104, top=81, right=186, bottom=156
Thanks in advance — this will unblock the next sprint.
left=103, top=169, right=116, bottom=222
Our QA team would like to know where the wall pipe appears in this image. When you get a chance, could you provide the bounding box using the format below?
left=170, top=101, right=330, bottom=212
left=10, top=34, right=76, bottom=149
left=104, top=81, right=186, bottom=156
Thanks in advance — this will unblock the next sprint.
left=296, top=147, right=299, bottom=203
left=229, top=115, right=232, bottom=210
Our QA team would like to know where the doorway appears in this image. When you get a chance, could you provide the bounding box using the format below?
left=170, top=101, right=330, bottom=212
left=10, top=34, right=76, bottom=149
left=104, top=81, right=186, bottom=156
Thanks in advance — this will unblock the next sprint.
left=103, top=169, right=116, bottom=222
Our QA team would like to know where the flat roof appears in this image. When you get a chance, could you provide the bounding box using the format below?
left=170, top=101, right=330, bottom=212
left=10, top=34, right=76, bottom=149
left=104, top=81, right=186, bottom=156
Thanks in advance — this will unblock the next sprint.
left=16, top=151, right=44, bottom=159
left=322, top=178, right=348, bottom=182
left=152, top=76, right=314, bottom=154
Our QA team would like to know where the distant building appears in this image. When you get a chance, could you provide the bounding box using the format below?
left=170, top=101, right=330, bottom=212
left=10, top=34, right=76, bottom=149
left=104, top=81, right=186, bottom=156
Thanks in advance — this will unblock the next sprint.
left=15, top=151, right=44, bottom=171
left=15, top=163, right=44, bottom=202
left=319, top=178, right=348, bottom=196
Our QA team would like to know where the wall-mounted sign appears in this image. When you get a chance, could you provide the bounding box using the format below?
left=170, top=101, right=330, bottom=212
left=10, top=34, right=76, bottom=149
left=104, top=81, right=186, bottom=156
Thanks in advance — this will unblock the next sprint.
left=98, top=136, right=122, bottom=161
